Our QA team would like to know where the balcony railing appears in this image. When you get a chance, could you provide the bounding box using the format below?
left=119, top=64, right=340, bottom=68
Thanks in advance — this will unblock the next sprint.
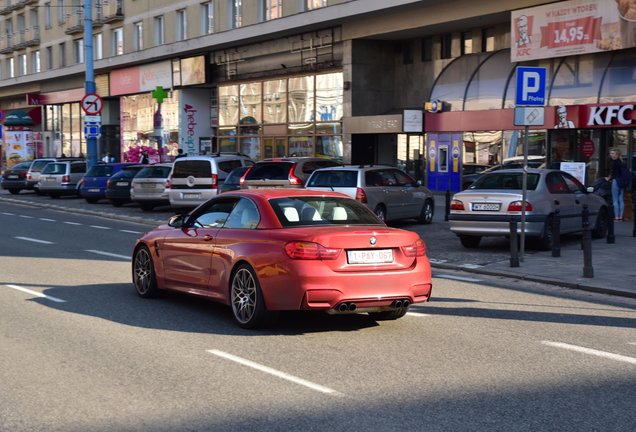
left=23, top=25, right=39, bottom=46
left=0, top=0, right=18, bottom=15
left=102, top=0, right=123, bottom=23
left=65, top=8, right=84, bottom=35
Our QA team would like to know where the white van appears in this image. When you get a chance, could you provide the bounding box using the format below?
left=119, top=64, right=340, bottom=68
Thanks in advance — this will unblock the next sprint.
left=168, top=154, right=254, bottom=207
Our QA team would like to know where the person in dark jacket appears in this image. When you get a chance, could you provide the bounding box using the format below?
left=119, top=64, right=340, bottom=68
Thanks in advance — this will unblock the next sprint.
left=605, top=147, right=624, bottom=221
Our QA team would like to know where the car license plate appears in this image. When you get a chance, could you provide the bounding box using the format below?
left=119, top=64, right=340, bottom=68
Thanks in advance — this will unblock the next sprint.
left=347, top=249, right=393, bottom=264
left=141, top=183, right=155, bottom=189
left=184, top=193, right=200, bottom=199
left=7, top=175, right=18, bottom=179
left=88, top=188, right=100, bottom=193
left=116, top=182, right=129, bottom=186
left=472, top=203, right=501, bottom=211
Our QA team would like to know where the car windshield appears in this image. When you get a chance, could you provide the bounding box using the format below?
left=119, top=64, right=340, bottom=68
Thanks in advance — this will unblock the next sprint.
left=42, top=163, right=66, bottom=175
left=245, top=162, right=293, bottom=180
left=86, top=165, right=114, bottom=176
left=111, top=168, right=142, bottom=180
left=306, top=170, right=358, bottom=187
left=135, top=165, right=172, bottom=179
left=270, top=196, right=383, bottom=227
left=471, top=172, right=540, bottom=190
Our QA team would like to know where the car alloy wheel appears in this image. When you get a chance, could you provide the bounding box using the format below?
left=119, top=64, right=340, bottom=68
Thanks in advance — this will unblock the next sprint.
left=133, top=246, right=159, bottom=298
left=374, top=205, right=387, bottom=223
left=231, top=264, right=274, bottom=329
left=418, top=200, right=434, bottom=224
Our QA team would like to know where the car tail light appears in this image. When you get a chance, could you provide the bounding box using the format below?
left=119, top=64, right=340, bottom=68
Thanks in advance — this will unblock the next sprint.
left=450, top=199, right=465, bottom=210
left=355, top=187, right=367, bottom=203
left=284, top=241, right=341, bottom=260
left=288, top=164, right=302, bottom=186
left=401, top=239, right=427, bottom=257
left=240, top=167, right=252, bottom=187
left=27, top=173, right=32, bottom=180
left=507, top=201, right=533, bottom=212
left=107, top=179, right=112, bottom=188
left=211, top=173, right=218, bottom=189
left=168, top=175, right=173, bottom=189
left=165, top=177, right=171, bottom=189
left=62, top=175, right=70, bottom=183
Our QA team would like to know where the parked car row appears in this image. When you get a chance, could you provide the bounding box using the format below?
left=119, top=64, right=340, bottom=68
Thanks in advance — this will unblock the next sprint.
left=2, top=154, right=436, bottom=224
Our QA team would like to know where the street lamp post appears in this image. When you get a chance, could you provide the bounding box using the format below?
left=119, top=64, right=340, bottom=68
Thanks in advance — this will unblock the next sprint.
left=84, top=0, right=97, bottom=169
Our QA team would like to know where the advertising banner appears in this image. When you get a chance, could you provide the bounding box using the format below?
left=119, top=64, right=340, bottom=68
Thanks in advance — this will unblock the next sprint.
left=511, top=0, right=635, bottom=62
left=4, top=129, right=34, bottom=167
left=180, top=89, right=211, bottom=157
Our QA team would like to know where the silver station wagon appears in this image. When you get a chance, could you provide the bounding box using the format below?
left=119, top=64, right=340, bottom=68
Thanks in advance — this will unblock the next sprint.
left=449, top=168, right=608, bottom=250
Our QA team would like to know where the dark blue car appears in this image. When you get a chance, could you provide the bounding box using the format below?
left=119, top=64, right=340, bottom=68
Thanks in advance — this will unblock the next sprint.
left=79, top=162, right=136, bottom=203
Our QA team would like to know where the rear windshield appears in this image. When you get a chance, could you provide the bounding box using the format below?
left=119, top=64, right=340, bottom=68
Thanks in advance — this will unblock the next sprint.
left=245, top=162, right=293, bottom=180
left=111, top=168, right=143, bottom=180
left=42, top=163, right=66, bottom=175
left=31, top=160, right=54, bottom=172
left=172, top=160, right=211, bottom=178
left=12, top=162, right=32, bottom=170
left=135, top=165, right=172, bottom=179
left=471, top=173, right=540, bottom=190
left=85, top=165, right=114, bottom=177
left=225, top=167, right=250, bottom=185
left=270, top=196, right=383, bottom=227
left=306, top=170, right=358, bottom=187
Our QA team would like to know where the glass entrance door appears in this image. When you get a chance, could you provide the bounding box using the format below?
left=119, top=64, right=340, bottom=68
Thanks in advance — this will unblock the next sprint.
left=263, top=137, right=287, bottom=159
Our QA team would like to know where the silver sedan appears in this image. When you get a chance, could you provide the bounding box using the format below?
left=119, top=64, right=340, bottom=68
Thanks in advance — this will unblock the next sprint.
left=449, top=168, right=609, bottom=250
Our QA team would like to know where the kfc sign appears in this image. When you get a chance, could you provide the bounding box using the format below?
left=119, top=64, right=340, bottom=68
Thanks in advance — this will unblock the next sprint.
left=583, top=104, right=634, bottom=127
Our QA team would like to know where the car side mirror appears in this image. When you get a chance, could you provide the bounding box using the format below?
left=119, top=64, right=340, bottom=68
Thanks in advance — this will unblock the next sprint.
left=416, top=180, right=422, bottom=186
left=586, top=187, right=594, bottom=193
left=168, top=214, right=185, bottom=228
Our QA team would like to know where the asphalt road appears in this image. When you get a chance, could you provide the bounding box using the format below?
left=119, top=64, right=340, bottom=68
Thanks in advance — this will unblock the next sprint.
left=1, top=202, right=636, bottom=431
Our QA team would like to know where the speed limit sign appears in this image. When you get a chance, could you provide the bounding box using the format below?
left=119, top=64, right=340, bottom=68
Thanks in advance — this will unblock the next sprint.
left=81, top=93, right=103, bottom=115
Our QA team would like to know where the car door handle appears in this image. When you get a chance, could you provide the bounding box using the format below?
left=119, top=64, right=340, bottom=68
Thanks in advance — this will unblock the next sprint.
left=203, top=235, right=214, bottom=241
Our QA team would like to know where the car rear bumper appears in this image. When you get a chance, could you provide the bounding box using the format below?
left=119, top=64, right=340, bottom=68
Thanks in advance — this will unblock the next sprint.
left=168, top=190, right=218, bottom=207
left=259, top=258, right=432, bottom=311
left=38, top=184, right=78, bottom=195
left=449, top=213, right=547, bottom=236
left=1, top=180, right=28, bottom=189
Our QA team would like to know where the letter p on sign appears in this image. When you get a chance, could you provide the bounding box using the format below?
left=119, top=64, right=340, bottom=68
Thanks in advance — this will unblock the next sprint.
left=516, top=66, right=546, bottom=106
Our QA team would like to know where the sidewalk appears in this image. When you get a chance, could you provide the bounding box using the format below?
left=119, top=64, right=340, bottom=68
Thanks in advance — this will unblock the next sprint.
left=1, top=190, right=635, bottom=299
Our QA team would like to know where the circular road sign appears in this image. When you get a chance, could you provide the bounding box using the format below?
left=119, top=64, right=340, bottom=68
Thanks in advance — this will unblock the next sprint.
left=81, top=93, right=103, bottom=115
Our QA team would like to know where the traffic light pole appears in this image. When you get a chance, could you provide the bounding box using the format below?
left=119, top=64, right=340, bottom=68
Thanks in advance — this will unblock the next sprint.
left=84, top=0, right=97, bottom=169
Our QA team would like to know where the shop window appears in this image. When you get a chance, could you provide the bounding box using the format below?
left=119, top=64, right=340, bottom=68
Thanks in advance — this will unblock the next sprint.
left=218, top=127, right=238, bottom=153
left=219, top=85, right=239, bottom=125
left=421, top=37, right=433, bottom=61
left=316, top=73, right=343, bottom=122
left=481, top=28, right=495, bottom=52
left=240, top=82, right=262, bottom=123
left=461, top=31, right=473, bottom=55
left=440, top=33, right=452, bottom=59
left=289, top=136, right=314, bottom=157
left=315, top=135, right=343, bottom=160
left=288, top=76, right=314, bottom=123
left=263, top=79, right=287, bottom=123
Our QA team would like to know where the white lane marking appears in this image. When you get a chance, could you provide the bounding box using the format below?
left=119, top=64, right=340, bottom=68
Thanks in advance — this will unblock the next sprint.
left=435, top=274, right=483, bottom=282
left=15, top=236, right=54, bottom=245
left=542, top=341, right=636, bottom=366
left=429, top=258, right=448, bottom=264
left=2, top=212, right=15, bottom=216
left=19, top=215, right=34, bottom=219
left=90, top=225, right=111, bottom=230
left=459, top=263, right=484, bottom=269
left=85, top=249, right=130, bottom=260
left=628, top=342, right=636, bottom=346
left=406, top=311, right=432, bottom=317
left=120, top=229, right=142, bottom=234
left=64, top=221, right=82, bottom=226
left=39, top=218, right=56, bottom=222
left=5, top=284, right=66, bottom=303
left=207, top=349, right=343, bottom=396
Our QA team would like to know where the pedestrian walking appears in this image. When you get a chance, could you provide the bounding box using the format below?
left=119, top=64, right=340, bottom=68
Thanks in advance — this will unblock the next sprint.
left=140, top=150, right=150, bottom=164
left=605, top=147, right=625, bottom=221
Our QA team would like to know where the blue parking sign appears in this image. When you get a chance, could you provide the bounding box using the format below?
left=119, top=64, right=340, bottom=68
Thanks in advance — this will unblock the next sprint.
left=515, top=67, right=546, bottom=106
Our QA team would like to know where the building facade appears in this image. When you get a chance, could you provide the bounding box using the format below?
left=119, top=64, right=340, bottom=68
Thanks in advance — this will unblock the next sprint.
left=0, top=0, right=634, bottom=204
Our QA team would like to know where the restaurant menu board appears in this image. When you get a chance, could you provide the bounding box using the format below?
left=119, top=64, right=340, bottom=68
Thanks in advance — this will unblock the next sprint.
left=511, top=0, right=636, bottom=62
left=4, top=129, right=33, bottom=167
left=560, top=161, right=587, bottom=184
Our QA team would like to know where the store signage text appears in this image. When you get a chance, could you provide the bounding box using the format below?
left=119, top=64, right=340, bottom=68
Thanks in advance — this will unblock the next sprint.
left=586, top=104, right=633, bottom=126
left=184, top=104, right=198, bottom=154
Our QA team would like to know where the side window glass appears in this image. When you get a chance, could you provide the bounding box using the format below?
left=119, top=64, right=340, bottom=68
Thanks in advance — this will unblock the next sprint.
left=562, top=173, right=585, bottom=193
left=224, top=198, right=260, bottom=229
left=191, top=199, right=237, bottom=228
left=546, top=172, right=568, bottom=194
left=379, top=170, right=397, bottom=186
left=393, top=169, right=415, bottom=186
left=365, top=170, right=383, bottom=186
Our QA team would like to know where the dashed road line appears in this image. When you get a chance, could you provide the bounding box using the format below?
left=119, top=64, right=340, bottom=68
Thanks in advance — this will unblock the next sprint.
left=39, top=218, right=56, bottom=222
left=85, top=249, right=130, bottom=260
left=1, top=212, right=15, bottom=216
left=90, top=225, right=111, bottom=230
left=542, top=341, right=636, bottom=366
left=207, top=349, right=343, bottom=396
left=15, top=236, right=54, bottom=245
left=120, top=229, right=142, bottom=234
left=4, top=284, right=66, bottom=303
left=18, top=215, right=34, bottom=219
left=64, top=221, right=82, bottom=226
